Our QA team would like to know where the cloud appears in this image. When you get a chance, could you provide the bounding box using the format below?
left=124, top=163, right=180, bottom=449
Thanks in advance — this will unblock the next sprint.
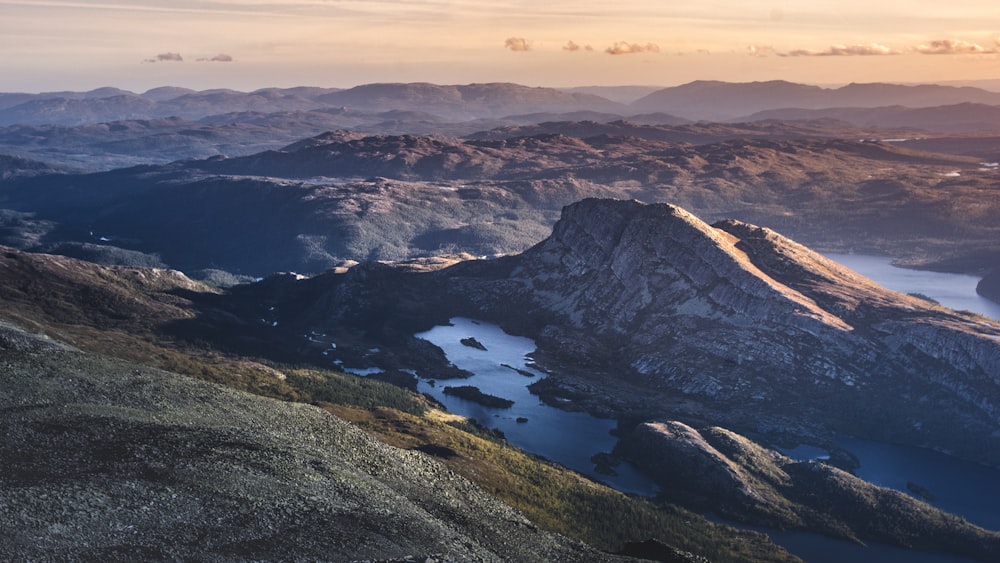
left=563, top=40, right=594, bottom=52
left=605, top=42, right=660, bottom=55
left=504, top=37, right=531, bottom=52
left=916, top=39, right=994, bottom=55
left=563, top=40, right=593, bottom=52
left=197, top=54, right=234, bottom=62
left=780, top=43, right=900, bottom=57
left=747, top=45, right=776, bottom=57
left=142, top=52, right=184, bottom=63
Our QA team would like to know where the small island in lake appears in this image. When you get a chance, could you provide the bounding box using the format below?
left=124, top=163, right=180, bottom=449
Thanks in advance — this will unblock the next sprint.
left=460, top=337, right=488, bottom=351
left=501, top=363, right=536, bottom=377
left=443, top=385, right=514, bottom=408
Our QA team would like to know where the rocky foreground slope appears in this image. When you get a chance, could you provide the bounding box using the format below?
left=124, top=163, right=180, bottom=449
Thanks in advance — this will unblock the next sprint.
left=0, top=322, right=635, bottom=562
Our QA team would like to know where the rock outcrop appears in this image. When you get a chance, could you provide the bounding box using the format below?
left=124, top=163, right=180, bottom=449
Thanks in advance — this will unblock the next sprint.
left=435, top=199, right=1000, bottom=464
left=621, top=421, right=1000, bottom=560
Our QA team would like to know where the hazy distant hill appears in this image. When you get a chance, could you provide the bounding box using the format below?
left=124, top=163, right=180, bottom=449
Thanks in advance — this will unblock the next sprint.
left=741, top=102, right=1000, bottom=132
left=315, top=82, right=627, bottom=120
left=632, top=80, right=1000, bottom=121
left=7, top=80, right=1000, bottom=127
left=560, top=85, right=664, bottom=104
left=0, top=83, right=626, bottom=127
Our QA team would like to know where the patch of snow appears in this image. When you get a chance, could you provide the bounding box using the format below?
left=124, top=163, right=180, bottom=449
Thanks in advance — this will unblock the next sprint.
left=940, top=171, right=961, bottom=177
left=272, top=321, right=279, bottom=327
left=981, top=162, right=999, bottom=168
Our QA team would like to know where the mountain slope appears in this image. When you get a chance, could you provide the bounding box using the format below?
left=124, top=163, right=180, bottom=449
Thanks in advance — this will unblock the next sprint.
left=435, top=200, right=1000, bottom=460
left=632, top=80, right=1000, bottom=121
left=316, top=82, right=626, bottom=119
left=0, top=245, right=799, bottom=563
left=0, top=324, right=630, bottom=562
left=740, top=103, right=1000, bottom=132
left=262, top=199, right=1000, bottom=467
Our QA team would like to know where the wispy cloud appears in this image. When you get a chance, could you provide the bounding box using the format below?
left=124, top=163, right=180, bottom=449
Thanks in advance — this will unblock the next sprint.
left=746, top=45, right=776, bottom=57
left=197, top=54, right=234, bottom=62
left=504, top=37, right=531, bottom=52
left=780, top=43, right=900, bottom=57
left=915, top=39, right=995, bottom=55
left=605, top=42, right=660, bottom=55
left=142, top=52, right=183, bottom=63
left=563, top=40, right=593, bottom=52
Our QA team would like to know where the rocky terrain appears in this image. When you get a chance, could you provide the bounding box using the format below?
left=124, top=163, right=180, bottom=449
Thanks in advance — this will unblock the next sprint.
left=621, top=421, right=999, bottom=560
left=219, top=198, right=1000, bottom=466
left=157, top=198, right=1000, bottom=560
left=433, top=200, right=1000, bottom=461
left=0, top=323, right=635, bottom=562
left=2, top=128, right=997, bottom=278
left=0, top=245, right=798, bottom=562
left=4, top=78, right=1000, bottom=561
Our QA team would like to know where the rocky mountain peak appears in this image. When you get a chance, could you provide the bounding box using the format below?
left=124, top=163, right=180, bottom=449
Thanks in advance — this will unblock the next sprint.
left=521, top=198, right=853, bottom=333
left=434, top=199, right=1000, bottom=462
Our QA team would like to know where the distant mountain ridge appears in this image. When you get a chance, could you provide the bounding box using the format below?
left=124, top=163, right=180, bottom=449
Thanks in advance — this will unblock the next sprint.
left=741, top=102, right=1000, bottom=132
left=631, top=80, right=1000, bottom=121
left=6, top=80, right=1000, bottom=127
left=0, top=83, right=624, bottom=126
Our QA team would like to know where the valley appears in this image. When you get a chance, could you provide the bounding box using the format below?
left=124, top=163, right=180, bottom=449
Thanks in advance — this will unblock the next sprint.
left=3, top=79, right=1000, bottom=562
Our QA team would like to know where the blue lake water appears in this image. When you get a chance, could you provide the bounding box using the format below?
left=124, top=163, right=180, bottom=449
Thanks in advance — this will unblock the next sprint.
left=414, top=318, right=659, bottom=496
left=825, top=253, right=1000, bottom=321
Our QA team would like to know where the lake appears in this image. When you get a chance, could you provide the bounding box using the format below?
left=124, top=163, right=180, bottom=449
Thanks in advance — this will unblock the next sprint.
left=415, top=317, right=659, bottom=496
left=825, top=253, right=1000, bottom=321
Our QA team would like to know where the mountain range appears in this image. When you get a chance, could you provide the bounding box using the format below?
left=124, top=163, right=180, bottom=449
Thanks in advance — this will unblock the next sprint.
left=2, top=129, right=997, bottom=280
left=5, top=80, right=1000, bottom=173
left=5, top=80, right=1000, bottom=127
left=4, top=197, right=1000, bottom=560
left=4, top=78, right=1000, bottom=562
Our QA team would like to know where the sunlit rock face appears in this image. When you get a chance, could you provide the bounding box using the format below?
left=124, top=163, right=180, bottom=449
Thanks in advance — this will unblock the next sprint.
left=439, top=199, right=1000, bottom=462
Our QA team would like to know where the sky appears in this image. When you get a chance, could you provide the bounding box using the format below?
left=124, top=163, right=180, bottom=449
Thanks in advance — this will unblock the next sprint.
left=2, top=0, right=1000, bottom=93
